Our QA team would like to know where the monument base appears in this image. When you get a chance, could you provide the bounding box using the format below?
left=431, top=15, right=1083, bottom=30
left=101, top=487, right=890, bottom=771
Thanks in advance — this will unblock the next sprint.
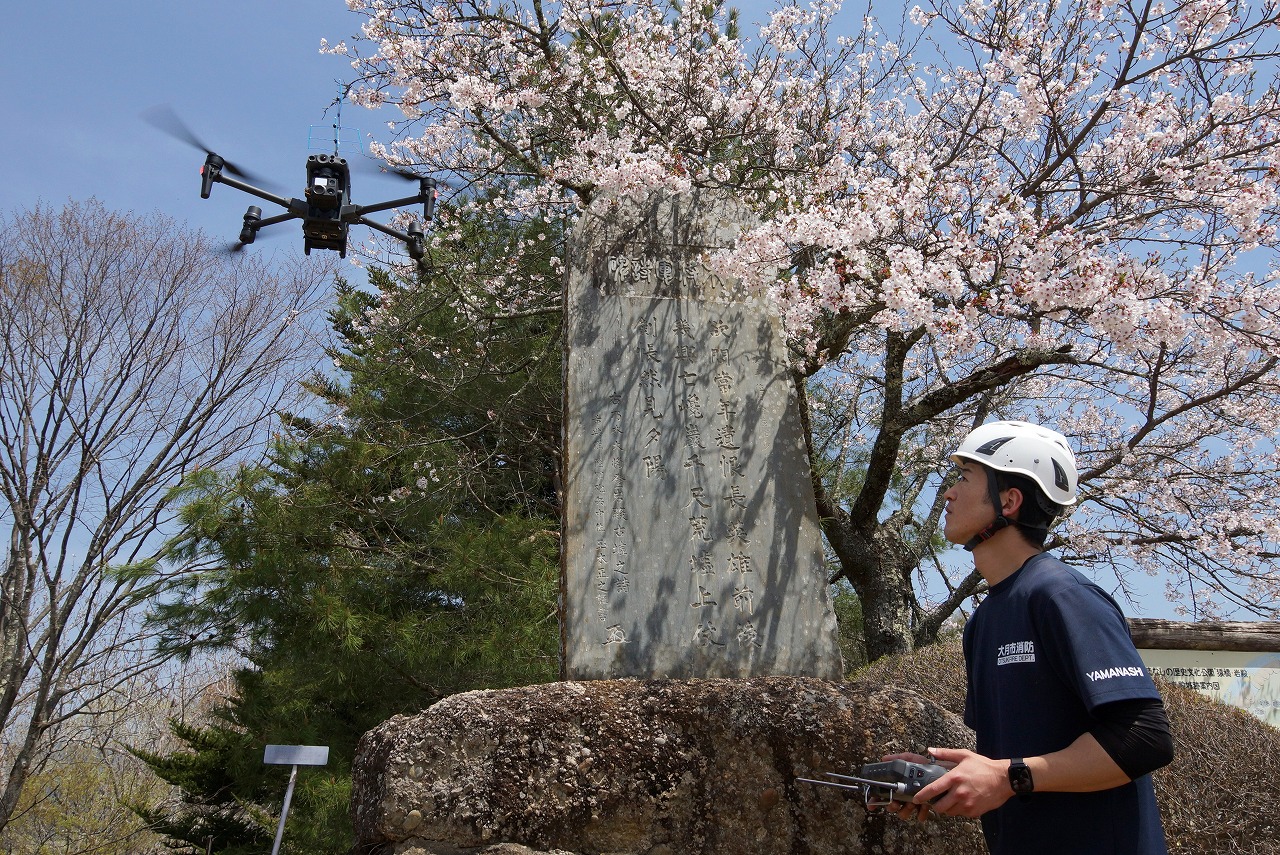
left=351, top=677, right=982, bottom=855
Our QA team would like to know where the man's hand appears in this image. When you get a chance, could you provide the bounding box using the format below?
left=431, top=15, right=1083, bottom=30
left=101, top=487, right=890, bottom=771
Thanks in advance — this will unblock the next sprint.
left=876, top=752, right=950, bottom=823
left=913, top=747, right=1014, bottom=819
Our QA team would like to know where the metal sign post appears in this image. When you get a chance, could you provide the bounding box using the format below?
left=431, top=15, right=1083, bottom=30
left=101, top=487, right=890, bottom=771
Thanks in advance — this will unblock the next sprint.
left=264, top=744, right=329, bottom=855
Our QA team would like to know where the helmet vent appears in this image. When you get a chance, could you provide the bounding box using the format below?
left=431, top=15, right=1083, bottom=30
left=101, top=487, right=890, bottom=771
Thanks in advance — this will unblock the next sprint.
left=975, top=437, right=1013, bottom=456
left=1052, top=459, right=1069, bottom=492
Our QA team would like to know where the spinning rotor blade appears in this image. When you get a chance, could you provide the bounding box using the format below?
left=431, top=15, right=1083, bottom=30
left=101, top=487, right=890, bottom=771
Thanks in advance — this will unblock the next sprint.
left=142, top=104, right=272, bottom=185
left=380, top=165, right=451, bottom=188
left=376, top=163, right=420, bottom=182
left=360, top=158, right=454, bottom=191
left=224, top=226, right=285, bottom=256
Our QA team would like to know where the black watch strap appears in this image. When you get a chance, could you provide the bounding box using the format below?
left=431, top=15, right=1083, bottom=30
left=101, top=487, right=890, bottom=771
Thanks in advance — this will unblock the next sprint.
left=1008, top=758, right=1034, bottom=797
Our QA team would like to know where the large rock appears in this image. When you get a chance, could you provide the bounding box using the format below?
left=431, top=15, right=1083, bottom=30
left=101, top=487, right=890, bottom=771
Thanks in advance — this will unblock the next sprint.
left=352, top=677, right=984, bottom=855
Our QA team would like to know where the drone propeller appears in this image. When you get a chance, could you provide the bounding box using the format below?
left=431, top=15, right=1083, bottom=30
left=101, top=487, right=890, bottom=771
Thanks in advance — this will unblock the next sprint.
left=361, top=159, right=455, bottom=193
left=224, top=220, right=285, bottom=255
left=376, top=163, right=421, bottom=182
left=142, top=105, right=272, bottom=186
left=225, top=209, right=285, bottom=257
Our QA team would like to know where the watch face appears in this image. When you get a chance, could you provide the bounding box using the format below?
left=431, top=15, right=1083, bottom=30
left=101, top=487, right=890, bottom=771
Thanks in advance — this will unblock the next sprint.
left=1009, top=761, right=1034, bottom=795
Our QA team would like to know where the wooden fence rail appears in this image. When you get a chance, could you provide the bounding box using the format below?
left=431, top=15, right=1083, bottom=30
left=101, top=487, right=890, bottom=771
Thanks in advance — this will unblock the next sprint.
left=1128, top=619, right=1280, bottom=652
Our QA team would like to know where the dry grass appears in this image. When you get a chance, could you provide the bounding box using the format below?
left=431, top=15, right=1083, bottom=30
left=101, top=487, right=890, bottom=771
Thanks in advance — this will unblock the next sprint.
left=852, top=639, right=1280, bottom=855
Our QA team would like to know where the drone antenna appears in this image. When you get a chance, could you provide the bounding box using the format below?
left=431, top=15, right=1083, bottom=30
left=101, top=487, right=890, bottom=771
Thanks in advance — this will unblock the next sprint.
left=332, top=81, right=345, bottom=156
left=311, top=82, right=362, bottom=156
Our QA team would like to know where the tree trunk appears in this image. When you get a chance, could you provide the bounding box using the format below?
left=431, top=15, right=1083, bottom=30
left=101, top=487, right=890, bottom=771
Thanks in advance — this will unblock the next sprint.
left=817, top=506, right=919, bottom=661
left=857, top=555, right=916, bottom=660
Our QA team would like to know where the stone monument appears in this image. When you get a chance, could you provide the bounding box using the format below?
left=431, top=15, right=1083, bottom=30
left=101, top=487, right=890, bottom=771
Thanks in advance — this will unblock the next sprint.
left=561, top=190, right=842, bottom=680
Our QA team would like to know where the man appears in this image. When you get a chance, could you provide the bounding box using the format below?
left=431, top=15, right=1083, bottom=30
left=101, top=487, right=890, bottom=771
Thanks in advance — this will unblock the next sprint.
left=884, top=420, right=1174, bottom=855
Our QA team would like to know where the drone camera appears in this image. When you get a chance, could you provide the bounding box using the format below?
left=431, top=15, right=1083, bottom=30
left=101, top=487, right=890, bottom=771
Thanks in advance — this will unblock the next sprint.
left=305, top=153, right=349, bottom=211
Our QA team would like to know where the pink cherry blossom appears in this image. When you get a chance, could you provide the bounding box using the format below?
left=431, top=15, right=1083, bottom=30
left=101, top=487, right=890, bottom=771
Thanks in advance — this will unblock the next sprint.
left=336, top=0, right=1280, bottom=646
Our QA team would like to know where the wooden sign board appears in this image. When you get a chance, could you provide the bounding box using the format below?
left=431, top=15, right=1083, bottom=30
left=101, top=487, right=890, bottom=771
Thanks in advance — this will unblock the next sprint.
left=1130, top=619, right=1280, bottom=729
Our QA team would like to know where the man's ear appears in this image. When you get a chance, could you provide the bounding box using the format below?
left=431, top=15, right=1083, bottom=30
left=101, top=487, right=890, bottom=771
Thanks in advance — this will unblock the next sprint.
left=1001, top=486, right=1025, bottom=518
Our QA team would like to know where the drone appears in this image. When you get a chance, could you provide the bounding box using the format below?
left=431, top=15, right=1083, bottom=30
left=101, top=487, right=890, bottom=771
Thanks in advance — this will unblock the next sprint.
left=145, top=105, right=436, bottom=261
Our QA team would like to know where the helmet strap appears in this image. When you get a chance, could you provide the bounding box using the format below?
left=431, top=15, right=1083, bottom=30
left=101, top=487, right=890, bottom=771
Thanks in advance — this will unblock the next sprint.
left=963, top=467, right=1012, bottom=552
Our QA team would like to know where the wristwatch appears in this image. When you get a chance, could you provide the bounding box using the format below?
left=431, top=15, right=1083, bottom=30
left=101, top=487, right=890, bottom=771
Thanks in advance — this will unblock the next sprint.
left=1008, top=758, right=1034, bottom=797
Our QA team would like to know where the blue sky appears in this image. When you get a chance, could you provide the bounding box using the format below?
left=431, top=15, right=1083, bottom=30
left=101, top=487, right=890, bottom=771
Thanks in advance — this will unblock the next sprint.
left=0, top=0, right=794, bottom=249
left=0, top=1, right=409, bottom=252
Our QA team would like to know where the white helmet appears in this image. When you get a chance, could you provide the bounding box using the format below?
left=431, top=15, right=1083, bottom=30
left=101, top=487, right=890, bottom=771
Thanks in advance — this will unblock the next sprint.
left=951, top=420, right=1078, bottom=507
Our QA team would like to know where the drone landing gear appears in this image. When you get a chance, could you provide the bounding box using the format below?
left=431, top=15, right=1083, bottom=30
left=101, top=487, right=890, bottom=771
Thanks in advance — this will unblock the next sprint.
left=239, top=206, right=262, bottom=246
left=407, top=222, right=425, bottom=261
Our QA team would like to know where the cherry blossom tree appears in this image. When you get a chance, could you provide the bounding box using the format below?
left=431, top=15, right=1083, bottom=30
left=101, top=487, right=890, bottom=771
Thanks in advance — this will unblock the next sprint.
left=333, top=0, right=1280, bottom=659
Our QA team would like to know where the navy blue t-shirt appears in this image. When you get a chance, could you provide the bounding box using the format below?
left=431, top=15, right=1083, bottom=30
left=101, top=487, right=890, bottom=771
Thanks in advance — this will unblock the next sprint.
left=963, top=553, right=1167, bottom=855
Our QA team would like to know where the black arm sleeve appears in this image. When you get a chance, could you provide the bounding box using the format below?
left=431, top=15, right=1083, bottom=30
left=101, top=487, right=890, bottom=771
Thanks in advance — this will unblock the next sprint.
left=1089, top=697, right=1175, bottom=781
